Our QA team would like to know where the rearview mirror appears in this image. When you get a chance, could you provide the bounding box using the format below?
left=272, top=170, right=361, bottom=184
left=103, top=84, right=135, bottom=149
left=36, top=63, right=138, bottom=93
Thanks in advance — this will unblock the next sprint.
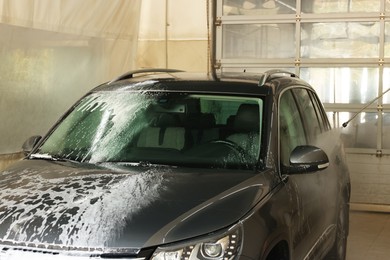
left=22, top=135, right=42, bottom=155
left=288, top=145, right=329, bottom=174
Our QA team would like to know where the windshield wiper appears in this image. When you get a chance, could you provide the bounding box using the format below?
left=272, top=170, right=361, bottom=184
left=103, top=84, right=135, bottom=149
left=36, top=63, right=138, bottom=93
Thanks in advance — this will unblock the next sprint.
left=29, top=153, right=78, bottom=163
left=107, top=161, right=177, bottom=168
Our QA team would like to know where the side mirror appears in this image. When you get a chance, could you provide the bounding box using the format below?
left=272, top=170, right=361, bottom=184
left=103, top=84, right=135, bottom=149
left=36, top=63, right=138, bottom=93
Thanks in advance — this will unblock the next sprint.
left=288, top=145, right=329, bottom=174
left=22, top=135, right=42, bottom=155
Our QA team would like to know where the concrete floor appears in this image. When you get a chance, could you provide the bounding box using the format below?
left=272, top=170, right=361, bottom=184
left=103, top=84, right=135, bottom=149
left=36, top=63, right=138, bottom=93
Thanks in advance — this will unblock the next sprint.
left=347, top=210, right=390, bottom=260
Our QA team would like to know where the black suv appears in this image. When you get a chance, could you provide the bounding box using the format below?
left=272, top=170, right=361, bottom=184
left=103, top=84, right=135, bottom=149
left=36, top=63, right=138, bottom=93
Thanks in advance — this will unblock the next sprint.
left=0, top=69, right=350, bottom=260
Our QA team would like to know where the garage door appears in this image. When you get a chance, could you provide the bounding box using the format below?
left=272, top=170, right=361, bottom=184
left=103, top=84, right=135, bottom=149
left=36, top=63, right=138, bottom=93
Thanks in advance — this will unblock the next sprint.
left=213, top=0, right=390, bottom=207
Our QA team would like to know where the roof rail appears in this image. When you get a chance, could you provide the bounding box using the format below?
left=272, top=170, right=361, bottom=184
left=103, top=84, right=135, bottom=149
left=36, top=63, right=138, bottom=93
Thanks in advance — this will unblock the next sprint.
left=258, top=69, right=298, bottom=86
left=109, top=68, right=184, bottom=84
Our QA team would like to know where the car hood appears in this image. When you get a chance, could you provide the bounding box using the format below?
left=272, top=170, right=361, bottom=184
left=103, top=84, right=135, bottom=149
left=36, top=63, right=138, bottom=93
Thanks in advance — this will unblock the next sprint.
left=0, top=159, right=270, bottom=253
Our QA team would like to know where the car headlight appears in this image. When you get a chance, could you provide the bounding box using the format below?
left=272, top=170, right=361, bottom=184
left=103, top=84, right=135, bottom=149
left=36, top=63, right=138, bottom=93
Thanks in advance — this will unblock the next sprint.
left=151, top=226, right=242, bottom=260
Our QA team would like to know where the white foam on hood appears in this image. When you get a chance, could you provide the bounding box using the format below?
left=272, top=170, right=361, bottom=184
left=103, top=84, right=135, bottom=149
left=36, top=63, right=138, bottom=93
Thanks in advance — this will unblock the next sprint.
left=0, top=166, right=165, bottom=249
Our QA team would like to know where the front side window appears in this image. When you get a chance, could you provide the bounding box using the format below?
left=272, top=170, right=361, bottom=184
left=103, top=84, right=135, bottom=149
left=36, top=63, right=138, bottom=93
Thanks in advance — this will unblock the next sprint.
left=36, top=91, right=264, bottom=170
left=279, top=90, right=307, bottom=166
left=292, top=88, right=323, bottom=141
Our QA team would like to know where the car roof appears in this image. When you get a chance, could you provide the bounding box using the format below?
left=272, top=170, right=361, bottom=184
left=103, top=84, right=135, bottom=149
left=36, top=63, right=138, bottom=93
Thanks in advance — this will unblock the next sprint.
left=91, top=69, right=314, bottom=97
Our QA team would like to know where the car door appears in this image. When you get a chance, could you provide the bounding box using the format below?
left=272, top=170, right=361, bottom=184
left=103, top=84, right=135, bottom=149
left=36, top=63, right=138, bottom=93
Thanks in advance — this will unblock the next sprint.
left=279, top=88, right=334, bottom=259
left=292, top=88, right=340, bottom=257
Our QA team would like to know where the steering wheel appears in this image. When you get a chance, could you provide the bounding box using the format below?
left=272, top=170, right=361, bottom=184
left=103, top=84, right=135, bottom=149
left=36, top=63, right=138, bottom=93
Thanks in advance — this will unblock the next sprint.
left=207, top=139, right=255, bottom=166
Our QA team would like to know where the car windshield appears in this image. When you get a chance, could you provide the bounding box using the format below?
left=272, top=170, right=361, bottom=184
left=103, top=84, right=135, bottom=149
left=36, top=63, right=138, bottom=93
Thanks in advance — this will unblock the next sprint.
left=35, top=91, right=263, bottom=170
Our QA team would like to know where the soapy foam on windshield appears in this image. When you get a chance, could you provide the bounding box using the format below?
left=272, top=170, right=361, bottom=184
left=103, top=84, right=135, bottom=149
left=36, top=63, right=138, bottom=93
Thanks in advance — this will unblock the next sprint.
left=76, top=92, right=152, bottom=163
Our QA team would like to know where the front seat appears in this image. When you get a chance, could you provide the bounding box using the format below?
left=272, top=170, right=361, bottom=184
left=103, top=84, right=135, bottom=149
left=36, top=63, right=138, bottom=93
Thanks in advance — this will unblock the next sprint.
left=137, top=113, right=186, bottom=150
left=226, top=104, right=260, bottom=158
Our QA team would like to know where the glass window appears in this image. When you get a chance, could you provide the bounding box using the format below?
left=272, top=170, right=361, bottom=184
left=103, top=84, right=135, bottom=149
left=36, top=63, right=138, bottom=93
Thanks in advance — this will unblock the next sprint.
left=385, top=23, right=390, bottom=58
left=300, top=67, right=379, bottom=104
left=326, top=111, right=354, bottom=129
left=382, top=68, right=390, bottom=104
left=279, top=90, right=307, bottom=166
left=292, top=88, right=323, bottom=141
left=223, top=0, right=297, bottom=15
left=221, top=67, right=295, bottom=74
left=222, top=24, right=295, bottom=59
left=342, top=112, right=378, bottom=148
left=37, top=91, right=263, bottom=170
left=301, top=22, right=380, bottom=59
left=385, top=1, right=390, bottom=12
left=222, top=0, right=381, bottom=14
left=329, top=110, right=390, bottom=150
left=310, top=91, right=330, bottom=130
left=382, top=112, right=390, bottom=149
left=302, top=0, right=380, bottom=13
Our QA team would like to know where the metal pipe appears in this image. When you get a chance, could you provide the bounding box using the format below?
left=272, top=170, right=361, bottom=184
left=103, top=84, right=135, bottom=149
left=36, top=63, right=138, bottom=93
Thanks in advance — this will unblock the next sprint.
left=210, top=0, right=219, bottom=81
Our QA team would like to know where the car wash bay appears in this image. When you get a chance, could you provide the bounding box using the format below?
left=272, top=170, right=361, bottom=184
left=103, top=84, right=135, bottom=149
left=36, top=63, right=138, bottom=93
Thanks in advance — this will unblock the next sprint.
left=2, top=0, right=390, bottom=259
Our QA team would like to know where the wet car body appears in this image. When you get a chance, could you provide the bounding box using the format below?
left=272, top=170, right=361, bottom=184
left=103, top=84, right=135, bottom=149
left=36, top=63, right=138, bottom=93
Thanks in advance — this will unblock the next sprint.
left=0, top=70, right=350, bottom=259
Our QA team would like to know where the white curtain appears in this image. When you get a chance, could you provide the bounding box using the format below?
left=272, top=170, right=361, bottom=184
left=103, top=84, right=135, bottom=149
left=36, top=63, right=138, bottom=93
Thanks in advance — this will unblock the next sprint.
left=0, top=0, right=141, bottom=154
left=137, top=0, right=209, bottom=71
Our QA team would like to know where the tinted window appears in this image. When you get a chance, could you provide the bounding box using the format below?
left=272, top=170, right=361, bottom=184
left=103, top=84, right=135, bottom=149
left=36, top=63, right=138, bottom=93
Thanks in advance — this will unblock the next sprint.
left=309, top=91, right=330, bottom=131
left=292, top=88, right=323, bottom=141
left=279, top=90, right=307, bottom=166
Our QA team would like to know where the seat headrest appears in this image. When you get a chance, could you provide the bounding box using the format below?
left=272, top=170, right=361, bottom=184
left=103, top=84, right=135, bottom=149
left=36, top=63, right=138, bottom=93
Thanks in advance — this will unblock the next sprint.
left=155, top=113, right=181, bottom=127
left=184, top=113, right=216, bottom=129
left=233, top=104, right=259, bottom=132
